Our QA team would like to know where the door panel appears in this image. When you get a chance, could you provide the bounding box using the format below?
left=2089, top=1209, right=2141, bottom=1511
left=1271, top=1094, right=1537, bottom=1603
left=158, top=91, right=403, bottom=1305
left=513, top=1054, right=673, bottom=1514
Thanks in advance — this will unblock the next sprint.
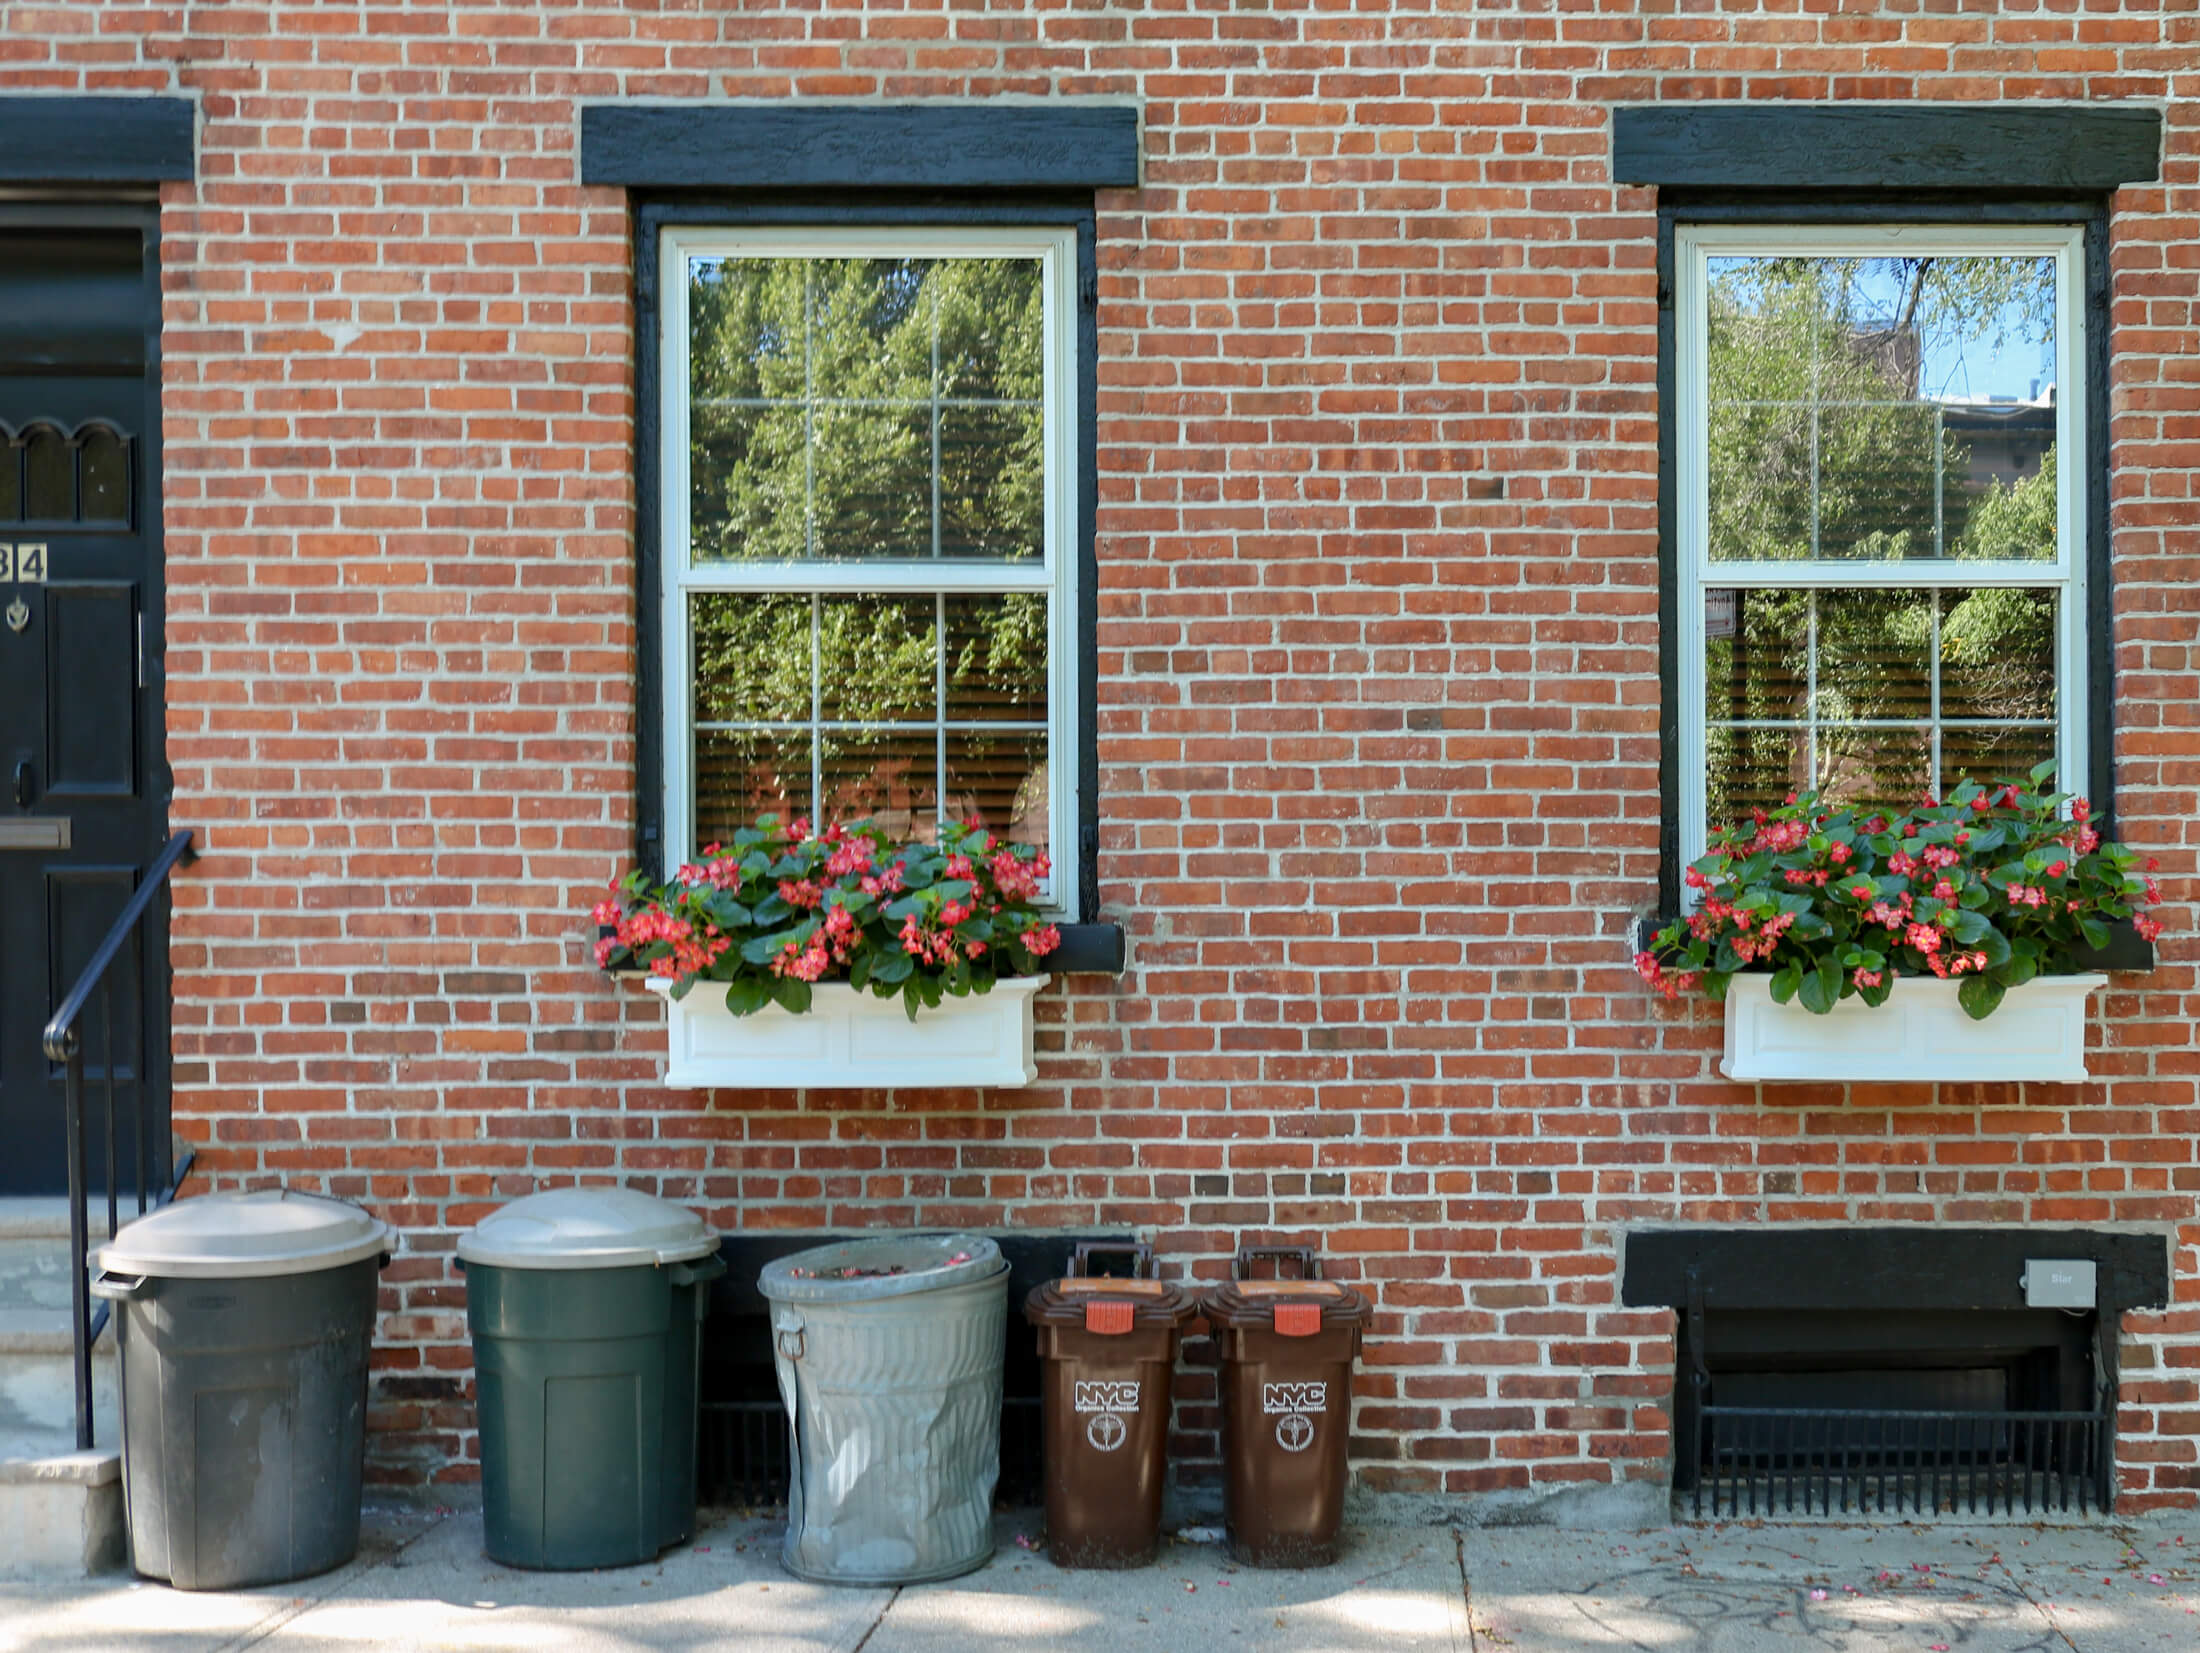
left=46, top=581, right=138, bottom=796
left=0, top=222, right=164, bottom=1195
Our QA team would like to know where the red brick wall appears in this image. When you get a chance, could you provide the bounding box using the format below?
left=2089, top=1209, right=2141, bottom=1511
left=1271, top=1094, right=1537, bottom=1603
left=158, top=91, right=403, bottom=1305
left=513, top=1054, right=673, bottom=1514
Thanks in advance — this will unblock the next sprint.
left=12, top=2, right=2196, bottom=1513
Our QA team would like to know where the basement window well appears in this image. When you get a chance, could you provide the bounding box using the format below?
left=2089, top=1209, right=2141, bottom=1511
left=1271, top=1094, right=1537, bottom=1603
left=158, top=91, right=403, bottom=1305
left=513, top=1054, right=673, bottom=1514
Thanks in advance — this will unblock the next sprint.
left=1623, top=1227, right=2170, bottom=1520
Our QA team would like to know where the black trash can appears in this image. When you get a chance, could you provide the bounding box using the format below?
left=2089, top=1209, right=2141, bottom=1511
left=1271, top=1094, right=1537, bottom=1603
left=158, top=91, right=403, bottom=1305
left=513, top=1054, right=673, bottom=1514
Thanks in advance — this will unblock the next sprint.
left=89, top=1190, right=395, bottom=1590
left=459, top=1187, right=724, bottom=1570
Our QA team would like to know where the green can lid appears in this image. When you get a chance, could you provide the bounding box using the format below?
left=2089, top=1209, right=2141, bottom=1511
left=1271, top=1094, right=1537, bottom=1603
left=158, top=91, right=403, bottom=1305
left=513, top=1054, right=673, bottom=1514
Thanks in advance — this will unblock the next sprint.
left=457, top=1187, right=718, bottom=1270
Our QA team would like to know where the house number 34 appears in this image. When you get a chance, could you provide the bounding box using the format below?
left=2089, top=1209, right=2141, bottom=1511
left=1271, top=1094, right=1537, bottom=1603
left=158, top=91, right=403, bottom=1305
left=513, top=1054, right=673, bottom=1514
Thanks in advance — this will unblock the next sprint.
left=1, top=542, right=48, bottom=584
left=3, top=543, right=44, bottom=631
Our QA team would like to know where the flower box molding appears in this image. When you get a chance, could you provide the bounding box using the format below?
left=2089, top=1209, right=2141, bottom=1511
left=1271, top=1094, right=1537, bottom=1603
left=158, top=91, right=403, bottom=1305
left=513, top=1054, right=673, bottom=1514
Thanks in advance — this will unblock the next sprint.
left=1720, top=972, right=2107, bottom=1084
left=647, top=975, right=1048, bottom=1090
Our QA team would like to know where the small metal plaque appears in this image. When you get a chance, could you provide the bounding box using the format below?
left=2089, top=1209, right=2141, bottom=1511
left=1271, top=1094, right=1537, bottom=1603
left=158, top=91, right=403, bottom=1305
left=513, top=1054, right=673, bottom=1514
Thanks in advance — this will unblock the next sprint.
left=0, top=542, right=48, bottom=583
left=0, top=816, right=69, bottom=850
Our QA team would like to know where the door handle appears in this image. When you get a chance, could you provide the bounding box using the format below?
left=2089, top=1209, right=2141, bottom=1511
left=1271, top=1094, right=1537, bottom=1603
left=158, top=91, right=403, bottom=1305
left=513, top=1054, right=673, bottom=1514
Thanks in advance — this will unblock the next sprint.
left=11, top=758, right=29, bottom=809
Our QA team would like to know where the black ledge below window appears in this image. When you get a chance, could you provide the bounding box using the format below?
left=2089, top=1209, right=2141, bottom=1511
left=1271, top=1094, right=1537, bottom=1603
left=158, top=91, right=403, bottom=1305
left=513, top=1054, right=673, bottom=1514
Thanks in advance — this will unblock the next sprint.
left=600, top=921, right=1125, bottom=977
left=1630, top=914, right=2155, bottom=975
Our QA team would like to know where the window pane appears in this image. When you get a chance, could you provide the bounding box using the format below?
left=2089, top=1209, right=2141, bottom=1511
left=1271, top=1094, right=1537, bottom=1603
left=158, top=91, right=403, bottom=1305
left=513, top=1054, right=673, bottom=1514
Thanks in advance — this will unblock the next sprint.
left=819, top=729, right=937, bottom=839
left=1707, top=252, right=2058, bottom=564
left=24, top=427, right=68, bottom=519
left=684, top=251, right=1046, bottom=566
left=1814, top=403, right=1942, bottom=560
left=1941, top=724, right=2058, bottom=793
left=810, top=405, right=931, bottom=560
left=946, top=728, right=1050, bottom=856
left=693, top=593, right=812, bottom=726
left=1704, top=588, right=1808, bottom=723
left=1705, top=725, right=1806, bottom=833
left=0, top=441, right=18, bottom=521
left=818, top=595, right=937, bottom=726
left=692, top=404, right=809, bottom=563
left=946, top=594, right=1048, bottom=723
left=79, top=429, right=127, bottom=523
left=936, top=259, right=1043, bottom=400
left=806, top=258, right=932, bottom=404
left=1940, top=587, right=2057, bottom=722
left=1817, top=725, right=1931, bottom=815
left=1814, top=589, right=1933, bottom=724
left=939, top=404, right=1042, bottom=562
left=689, top=257, right=805, bottom=402
left=695, top=729, right=810, bottom=851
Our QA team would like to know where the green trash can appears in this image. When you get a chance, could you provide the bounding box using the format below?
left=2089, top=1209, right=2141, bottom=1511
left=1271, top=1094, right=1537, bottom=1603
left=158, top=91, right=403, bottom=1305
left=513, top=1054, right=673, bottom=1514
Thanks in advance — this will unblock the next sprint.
left=459, top=1187, right=724, bottom=1570
left=89, top=1190, right=395, bottom=1590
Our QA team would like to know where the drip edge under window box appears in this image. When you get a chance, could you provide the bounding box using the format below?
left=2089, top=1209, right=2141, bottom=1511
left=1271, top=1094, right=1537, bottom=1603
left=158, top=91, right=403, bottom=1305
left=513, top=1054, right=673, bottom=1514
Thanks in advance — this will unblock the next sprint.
left=646, top=974, right=1047, bottom=1090
left=1720, top=972, right=2107, bottom=1084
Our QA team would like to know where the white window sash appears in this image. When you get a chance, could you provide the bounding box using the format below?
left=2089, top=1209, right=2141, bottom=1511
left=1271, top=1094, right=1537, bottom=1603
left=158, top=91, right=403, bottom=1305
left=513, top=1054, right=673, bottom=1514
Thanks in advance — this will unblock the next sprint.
left=1675, top=222, right=2088, bottom=879
left=657, top=224, right=1081, bottom=916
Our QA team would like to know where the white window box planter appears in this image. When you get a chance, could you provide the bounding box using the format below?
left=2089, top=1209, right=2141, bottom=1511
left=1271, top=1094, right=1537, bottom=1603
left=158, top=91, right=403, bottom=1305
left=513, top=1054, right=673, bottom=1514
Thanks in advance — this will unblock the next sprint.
left=1721, top=972, right=2107, bottom=1084
left=645, top=975, right=1048, bottom=1090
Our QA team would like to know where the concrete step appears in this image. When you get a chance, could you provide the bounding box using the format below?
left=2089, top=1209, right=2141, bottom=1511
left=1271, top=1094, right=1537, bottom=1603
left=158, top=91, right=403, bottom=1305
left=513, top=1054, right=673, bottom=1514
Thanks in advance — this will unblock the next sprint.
left=0, top=1200, right=135, bottom=1573
left=0, top=1426, right=124, bottom=1575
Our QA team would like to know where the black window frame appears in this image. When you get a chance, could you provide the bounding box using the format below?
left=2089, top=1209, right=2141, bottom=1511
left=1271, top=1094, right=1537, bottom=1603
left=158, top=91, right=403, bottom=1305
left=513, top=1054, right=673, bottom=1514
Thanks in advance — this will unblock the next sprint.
left=1653, top=191, right=2118, bottom=921
left=633, top=194, right=1111, bottom=947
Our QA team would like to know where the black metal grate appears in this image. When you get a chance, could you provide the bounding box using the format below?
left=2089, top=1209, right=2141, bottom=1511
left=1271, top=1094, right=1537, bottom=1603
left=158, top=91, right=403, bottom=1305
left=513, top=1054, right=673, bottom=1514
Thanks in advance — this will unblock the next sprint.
left=1694, top=1402, right=2114, bottom=1519
left=698, top=1391, right=1048, bottom=1509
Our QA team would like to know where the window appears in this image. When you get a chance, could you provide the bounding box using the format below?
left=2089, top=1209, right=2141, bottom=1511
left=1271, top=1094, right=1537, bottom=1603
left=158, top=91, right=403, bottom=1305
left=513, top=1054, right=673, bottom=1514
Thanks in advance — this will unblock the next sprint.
left=658, top=225, right=1080, bottom=914
left=1675, top=223, right=2087, bottom=877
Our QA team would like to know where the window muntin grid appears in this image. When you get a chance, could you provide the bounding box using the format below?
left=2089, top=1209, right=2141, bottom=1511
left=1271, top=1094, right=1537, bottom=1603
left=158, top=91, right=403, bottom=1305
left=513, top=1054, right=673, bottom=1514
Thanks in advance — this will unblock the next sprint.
left=659, top=227, right=1078, bottom=913
left=1676, top=224, right=2085, bottom=878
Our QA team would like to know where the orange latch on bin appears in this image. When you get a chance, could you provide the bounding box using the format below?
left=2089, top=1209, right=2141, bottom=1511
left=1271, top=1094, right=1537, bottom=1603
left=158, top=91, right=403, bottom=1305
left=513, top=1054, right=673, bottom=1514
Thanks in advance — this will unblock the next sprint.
left=1274, top=1302, right=1324, bottom=1337
left=1084, top=1298, right=1136, bottom=1335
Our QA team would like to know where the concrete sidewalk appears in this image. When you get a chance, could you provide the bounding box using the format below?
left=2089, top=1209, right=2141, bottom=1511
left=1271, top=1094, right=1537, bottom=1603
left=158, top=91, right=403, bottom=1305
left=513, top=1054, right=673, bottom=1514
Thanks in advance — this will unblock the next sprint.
left=3, top=1504, right=2197, bottom=1652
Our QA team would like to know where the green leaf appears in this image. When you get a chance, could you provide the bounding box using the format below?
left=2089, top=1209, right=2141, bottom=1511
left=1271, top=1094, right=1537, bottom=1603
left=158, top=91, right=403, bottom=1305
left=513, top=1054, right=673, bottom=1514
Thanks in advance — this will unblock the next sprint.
left=1957, top=973, right=2006, bottom=1021
left=739, top=933, right=785, bottom=966
left=1856, top=976, right=1893, bottom=1009
left=2029, top=757, right=2059, bottom=785
left=2079, top=916, right=2109, bottom=951
left=1769, top=964, right=1802, bottom=1006
left=1797, top=960, right=1841, bottom=1016
left=771, top=977, right=812, bottom=1015
left=1949, top=909, right=1991, bottom=944
left=872, top=951, right=914, bottom=984
left=723, top=976, right=772, bottom=1017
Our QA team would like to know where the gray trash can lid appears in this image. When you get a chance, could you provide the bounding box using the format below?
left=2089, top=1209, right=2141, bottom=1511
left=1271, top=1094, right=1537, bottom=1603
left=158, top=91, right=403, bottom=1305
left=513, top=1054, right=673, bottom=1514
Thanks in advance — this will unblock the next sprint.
left=90, top=1190, right=396, bottom=1280
left=456, top=1187, right=719, bottom=1270
left=760, top=1232, right=1005, bottom=1303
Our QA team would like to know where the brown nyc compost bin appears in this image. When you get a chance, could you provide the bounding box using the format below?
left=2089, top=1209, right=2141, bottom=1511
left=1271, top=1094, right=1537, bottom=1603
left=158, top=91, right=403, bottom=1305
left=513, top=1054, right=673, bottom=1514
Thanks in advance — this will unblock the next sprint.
left=1202, top=1248, right=1371, bottom=1568
left=1025, top=1244, right=1197, bottom=1568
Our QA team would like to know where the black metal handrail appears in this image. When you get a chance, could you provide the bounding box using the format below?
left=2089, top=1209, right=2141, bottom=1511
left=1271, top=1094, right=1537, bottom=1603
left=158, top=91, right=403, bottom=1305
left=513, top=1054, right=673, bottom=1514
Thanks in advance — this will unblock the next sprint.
left=42, top=827, right=195, bottom=1451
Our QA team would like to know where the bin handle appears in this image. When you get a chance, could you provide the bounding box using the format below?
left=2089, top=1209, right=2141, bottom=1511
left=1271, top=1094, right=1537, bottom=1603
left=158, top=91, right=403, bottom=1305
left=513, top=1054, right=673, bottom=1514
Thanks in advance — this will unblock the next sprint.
left=90, top=1272, right=150, bottom=1301
left=776, top=1311, right=806, bottom=1363
left=1069, top=1241, right=1152, bottom=1279
left=1234, top=1245, right=1320, bottom=1281
left=667, top=1255, right=727, bottom=1289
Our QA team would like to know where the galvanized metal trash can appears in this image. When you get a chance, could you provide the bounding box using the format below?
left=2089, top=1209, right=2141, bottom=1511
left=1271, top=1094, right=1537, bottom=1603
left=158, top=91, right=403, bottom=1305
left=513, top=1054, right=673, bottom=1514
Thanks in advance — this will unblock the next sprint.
left=458, top=1187, right=725, bottom=1570
left=761, top=1233, right=1009, bottom=1585
left=89, top=1190, right=395, bottom=1590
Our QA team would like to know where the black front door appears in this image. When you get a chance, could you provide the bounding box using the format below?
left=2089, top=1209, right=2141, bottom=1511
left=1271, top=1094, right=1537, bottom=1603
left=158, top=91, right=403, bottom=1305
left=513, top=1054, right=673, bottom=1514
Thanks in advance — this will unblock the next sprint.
left=0, top=218, right=168, bottom=1196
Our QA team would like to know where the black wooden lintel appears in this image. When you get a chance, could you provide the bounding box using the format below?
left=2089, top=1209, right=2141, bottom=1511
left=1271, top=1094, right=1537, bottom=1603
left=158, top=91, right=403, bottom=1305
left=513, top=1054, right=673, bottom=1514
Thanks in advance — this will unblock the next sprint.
left=1613, top=104, right=2161, bottom=193
left=0, top=96, right=195, bottom=186
left=580, top=103, right=1140, bottom=192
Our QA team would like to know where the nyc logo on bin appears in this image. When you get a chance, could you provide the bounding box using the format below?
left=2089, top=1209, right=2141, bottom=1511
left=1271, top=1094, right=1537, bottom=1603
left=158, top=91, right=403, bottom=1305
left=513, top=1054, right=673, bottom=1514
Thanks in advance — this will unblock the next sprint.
left=1261, top=1381, right=1326, bottom=1453
left=1074, top=1380, right=1140, bottom=1452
